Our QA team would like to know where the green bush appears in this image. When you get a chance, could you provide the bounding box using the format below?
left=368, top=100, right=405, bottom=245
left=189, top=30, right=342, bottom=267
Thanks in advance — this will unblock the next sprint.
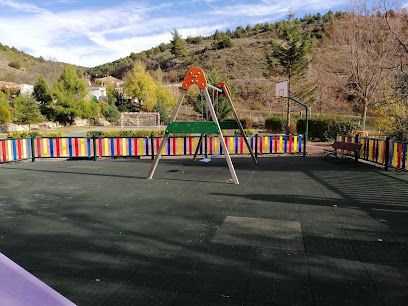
left=102, top=104, right=121, bottom=123
left=47, top=132, right=64, bottom=137
left=0, top=106, right=12, bottom=124
left=86, top=131, right=103, bottom=137
left=8, top=61, right=21, bottom=69
left=152, top=100, right=169, bottom=124
left=234, top=129, right=255, bottom=136
left=7, top=131, right=44, bottom=138
left=212, top=34, right=233, bottom=50
left=265, top=115, right=285, bottom=133
left=297, top=116, right=360, bottom=141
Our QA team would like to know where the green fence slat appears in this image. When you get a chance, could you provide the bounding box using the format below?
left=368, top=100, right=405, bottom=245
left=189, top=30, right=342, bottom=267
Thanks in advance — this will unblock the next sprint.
left=165, top=122, right=220, bottom=134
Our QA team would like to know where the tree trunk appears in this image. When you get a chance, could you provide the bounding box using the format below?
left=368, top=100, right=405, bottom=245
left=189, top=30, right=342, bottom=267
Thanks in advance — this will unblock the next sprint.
left=362, top=100, right=368, bottom=130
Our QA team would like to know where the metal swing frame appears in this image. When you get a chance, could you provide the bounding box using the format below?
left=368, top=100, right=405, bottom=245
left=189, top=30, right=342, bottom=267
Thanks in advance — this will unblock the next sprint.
left=147, top=67, right=257, bottom=184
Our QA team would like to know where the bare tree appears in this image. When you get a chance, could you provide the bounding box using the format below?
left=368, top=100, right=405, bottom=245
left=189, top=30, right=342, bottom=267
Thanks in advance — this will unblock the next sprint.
left=330, top=2, right=393, bottom=129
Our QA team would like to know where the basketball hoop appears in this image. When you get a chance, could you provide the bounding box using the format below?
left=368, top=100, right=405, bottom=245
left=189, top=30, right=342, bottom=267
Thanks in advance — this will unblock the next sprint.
left=275, top=80, right=288, bottom=98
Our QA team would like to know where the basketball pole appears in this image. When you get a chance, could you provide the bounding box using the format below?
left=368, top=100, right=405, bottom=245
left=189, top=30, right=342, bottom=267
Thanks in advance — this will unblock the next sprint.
left=287, top=96, right=308, bottom=157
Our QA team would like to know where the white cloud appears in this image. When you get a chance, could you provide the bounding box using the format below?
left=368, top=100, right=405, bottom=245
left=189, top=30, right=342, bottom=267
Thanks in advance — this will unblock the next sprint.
left=0, top=0, right=347, bottom=68
left=0, top=0, right=47, bottom=13
left=0, top=1, right=228, bottom=67
left=214, top=0, right=345, bottom=17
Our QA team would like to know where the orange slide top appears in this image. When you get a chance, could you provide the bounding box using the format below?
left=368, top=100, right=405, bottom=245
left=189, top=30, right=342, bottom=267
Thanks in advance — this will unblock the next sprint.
left=182, top=67, right=207, bottom=90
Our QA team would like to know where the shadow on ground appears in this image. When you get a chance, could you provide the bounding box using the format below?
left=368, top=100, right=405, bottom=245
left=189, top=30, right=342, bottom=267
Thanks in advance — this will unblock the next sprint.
left=0, top=156, right=407, bottom=305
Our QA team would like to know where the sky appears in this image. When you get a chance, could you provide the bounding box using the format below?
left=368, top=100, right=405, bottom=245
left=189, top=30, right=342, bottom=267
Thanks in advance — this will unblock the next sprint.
left=0, top=0, right=347, bottom=67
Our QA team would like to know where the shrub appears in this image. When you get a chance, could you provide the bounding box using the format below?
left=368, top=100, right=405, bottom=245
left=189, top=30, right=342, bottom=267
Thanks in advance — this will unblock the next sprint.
left=86, top=131, right=103, bottom=137
left=297, top=116, right=360, bottom=141
left=152, top=100, right=169, bottom=124
left=265, top=116, right=285, bottom=133
left=212, top=34, right=233, bottom=50
left=239, top=118, right=252, bottom=129
left=8, top=61, right=21, bottom=69
left=102, top=104, right=121, bottom=123
left=86, top=130, right=165, bottom=137
left=234, top=129, right=255, bottom=136
left=47, top=132, right=64, bottom=137
left=7, top=131, right=44, bottom=138
left=0, top=106, right=12, bottom=124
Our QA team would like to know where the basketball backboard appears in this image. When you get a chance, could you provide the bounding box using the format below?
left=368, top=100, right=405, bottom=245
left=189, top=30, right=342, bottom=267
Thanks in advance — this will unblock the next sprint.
left=275, top=80, right=288, bottom=98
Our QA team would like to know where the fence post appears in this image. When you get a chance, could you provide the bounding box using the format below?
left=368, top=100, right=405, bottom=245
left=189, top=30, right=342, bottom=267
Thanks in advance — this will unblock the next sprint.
left=255, top=134, right=258, bottom=158
left=93, top=135, right=97, bottom=161
left=354, top=134, right=360, bottom=162
left=385, top=137, right=390, bottom=171
left=150, top=134, right=155, bottom=160
left=205, top=134, right=208, bottom=158
left=31, top=136, right=36, bottom=162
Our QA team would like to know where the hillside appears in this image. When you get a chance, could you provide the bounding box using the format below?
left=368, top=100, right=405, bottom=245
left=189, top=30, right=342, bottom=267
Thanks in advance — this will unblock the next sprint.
left=86, top=14, right=346, bottom=119
left=0, top=43, right=67, bottom=85
left=1, top=9, right=406, bottom=136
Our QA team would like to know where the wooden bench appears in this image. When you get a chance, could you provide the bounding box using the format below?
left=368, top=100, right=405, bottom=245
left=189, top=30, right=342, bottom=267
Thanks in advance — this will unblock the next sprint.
left=324, top=141, right=362, bottom=162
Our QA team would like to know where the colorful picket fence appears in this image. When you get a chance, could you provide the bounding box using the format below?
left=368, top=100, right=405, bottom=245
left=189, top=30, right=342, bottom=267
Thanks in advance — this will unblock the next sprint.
left=0, top=135, right=303, bottom=164
left=255, top=135, right=302, bottom=155
left=35, top=137, right=94, bottom=158
left=95, top=135, right=302, bottom=157
left=0, top=138, right=32, bottom=163
left=97, top=137, right=150, bottom=157
left=337, top=135, right=408, bottom=171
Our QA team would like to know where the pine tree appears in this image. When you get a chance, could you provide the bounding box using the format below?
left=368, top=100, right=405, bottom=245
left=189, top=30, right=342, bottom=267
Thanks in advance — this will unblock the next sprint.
left=14, top=95, right=42, bottom=130
left=52, top=65, right=93, bottom=124
left=268, top=15, right=314, bottom=133
left=193, top=69, right=233, bottom=121
left=170, top=29, right=187, bottom=58
left=33, top=74, right=54, bottom=119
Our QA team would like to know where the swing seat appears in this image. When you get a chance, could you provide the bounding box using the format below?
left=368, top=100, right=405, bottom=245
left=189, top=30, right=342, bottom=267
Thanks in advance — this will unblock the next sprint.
left=211, top=154, right=220, bottom=157
left=219, top=121, right=239, bottom=130
left=199, top=158, right=211, bottom=163
left=166, top=122, right=221, bottom=134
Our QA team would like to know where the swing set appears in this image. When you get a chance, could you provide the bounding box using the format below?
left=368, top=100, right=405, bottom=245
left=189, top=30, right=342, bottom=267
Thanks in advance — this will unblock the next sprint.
left=147, top=67, right=257, bottom=184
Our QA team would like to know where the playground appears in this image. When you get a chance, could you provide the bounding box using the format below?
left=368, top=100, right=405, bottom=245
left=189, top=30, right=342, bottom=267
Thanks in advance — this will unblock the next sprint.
left=1, top=156, right=408, bottom=305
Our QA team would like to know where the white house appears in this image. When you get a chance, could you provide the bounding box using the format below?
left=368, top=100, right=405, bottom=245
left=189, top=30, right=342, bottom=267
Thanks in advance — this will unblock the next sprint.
left=86, top=87, right=107, bottom=101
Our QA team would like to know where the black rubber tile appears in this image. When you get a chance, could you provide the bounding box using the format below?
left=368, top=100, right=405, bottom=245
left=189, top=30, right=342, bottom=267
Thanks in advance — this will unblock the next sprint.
left=174, top=292, right=244, bottom=305
left=182, top=263, right=251, bottom=300
left=363, top=262, right=408, bottom=305
left=34, top=272, right=122, bottom=306
left=126, top=257, right=198, bottom=291
left=252, top=248, right=308, bottom=276
left=246, top=269, right=313, bottom=305
left=30, top=247, right=103, bottom=277
left=202, top=243, right=256, bottom=269
left=103, top=284, right=179, bottom=305
left=74, top=253, right=146, bottom=283
left=351, top=240, right=408, bottom=264
left=308, top=254, right=383, bottom=305
left=0, top=242, right=44, bottom=271
left=302, top=235, right=358, bottom=259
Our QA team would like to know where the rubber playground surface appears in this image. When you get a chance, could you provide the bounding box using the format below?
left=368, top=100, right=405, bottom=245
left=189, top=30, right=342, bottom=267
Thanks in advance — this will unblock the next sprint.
left=1, top=156, right=408, bottom=305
